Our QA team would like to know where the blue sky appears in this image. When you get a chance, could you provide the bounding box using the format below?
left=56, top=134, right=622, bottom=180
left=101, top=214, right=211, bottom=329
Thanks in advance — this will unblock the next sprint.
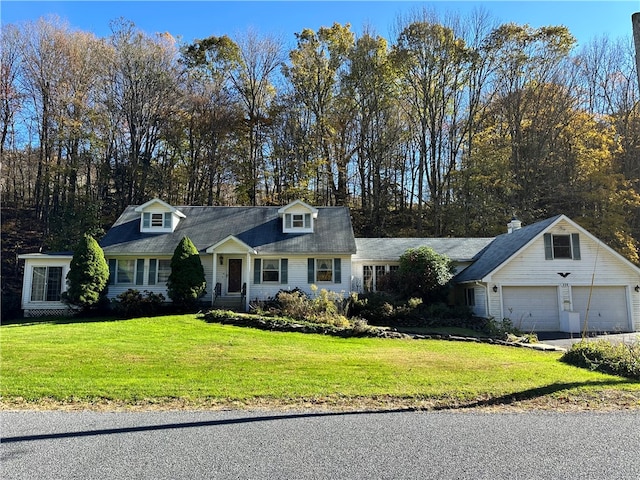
left=2, top=1, right=638, bottom=48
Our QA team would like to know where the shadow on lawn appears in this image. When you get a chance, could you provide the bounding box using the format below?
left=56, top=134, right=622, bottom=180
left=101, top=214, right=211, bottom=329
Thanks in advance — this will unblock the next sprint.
left=2, top=380, right=633, bottom=444
left=433, top=379, right=634, bottom=411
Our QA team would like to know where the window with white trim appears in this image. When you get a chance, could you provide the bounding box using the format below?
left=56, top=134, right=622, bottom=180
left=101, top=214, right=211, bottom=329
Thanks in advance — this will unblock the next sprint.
left=141, top=212, right=173, bottom=231
left=362, top=264, right=397, bottom=292
left=283, top=213, right=313, bottom=233
left=253, top=258, right=288, bottom=284
left=465, top=287, right=476, bottom=307
left=109, top=258, right=171, bottom=286
left=307, top=258, right=342, bottom=284
left=544, top=233, right=581, bottom=260
left=30, top=266, right=63, bottom=302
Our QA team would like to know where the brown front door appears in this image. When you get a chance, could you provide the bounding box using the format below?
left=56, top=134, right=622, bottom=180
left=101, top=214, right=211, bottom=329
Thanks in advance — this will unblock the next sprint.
left=228, top=259, right=242, bottom=293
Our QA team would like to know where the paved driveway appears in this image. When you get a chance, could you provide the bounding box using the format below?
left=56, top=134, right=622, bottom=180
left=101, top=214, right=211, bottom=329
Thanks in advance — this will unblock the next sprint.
left=538, top=332, right=640, bottom=350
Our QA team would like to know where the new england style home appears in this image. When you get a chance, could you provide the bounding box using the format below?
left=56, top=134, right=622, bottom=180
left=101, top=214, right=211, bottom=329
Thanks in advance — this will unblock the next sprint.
left=19, top=198, right=640, bottom=333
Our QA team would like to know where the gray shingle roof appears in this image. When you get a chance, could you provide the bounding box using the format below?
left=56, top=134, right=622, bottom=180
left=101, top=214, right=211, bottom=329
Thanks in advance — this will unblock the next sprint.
left=100, top=205, right=357, bottom=255
left=453, top=215, right=562, bottom=283
left=353, top=237, right=494, bottom=262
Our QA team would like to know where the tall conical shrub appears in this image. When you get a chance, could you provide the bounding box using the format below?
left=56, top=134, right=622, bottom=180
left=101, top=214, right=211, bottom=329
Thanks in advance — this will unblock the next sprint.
left=64, top=234, right=110, bottom=310
left=167, top=236, right=206, bottom=310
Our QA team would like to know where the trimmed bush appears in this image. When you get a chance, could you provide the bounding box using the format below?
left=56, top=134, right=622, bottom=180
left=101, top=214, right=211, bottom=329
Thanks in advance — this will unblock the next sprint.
left=63, top=234, right=110, bottom=311
left=167, top=236, right=206, bottom=310
left=113, top=289, right=166, bottom=318
left=561, top=340, right=640, bottom=379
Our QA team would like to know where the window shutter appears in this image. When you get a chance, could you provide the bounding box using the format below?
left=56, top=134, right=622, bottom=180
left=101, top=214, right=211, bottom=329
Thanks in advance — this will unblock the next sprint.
left=571, top=233, right=581, bottom=260
left=543, top=233, right=553, bottom=260
left=281, top=259, right=288, bottom=284
left=136, top=259, right=145, bottom=285
left=108, top=259, right=117, bottom=285
left=164, top=212, right=172, bottom=228
left=148, top=259, right=157, bottom=285
left=142, top=212, right=150, bottom=229
left=334, top=258, right=341, bottom=283
left=304, top=213, right=311, bottom=228
left=285, top=214, right=292, bottom=229
left=254, top=258, right=261, bottom=284
left=307, top=258, right=315, bottom=283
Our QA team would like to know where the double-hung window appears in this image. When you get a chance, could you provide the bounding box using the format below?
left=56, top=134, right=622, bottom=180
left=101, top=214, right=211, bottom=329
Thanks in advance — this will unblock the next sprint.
left=109, top=258, right=171, bottom=286
left=253, top=259, right=288, bottom=284
left=142, top=212, right=172, bottom=230
left=307, top=258, right=342, bottom=284
left=283, top=213, right=312, bottom=232
left=147, top=259, right=171, bottom=285
left=30, top=266, right=63, bottom=302
left=544, top=233, right=581, bottom=260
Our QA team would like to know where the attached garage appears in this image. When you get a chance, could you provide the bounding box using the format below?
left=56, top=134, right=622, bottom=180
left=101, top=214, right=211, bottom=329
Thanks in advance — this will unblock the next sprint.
left=502, top=286, right=560, bottom=332
left=572, top=286, right=630, bottom=333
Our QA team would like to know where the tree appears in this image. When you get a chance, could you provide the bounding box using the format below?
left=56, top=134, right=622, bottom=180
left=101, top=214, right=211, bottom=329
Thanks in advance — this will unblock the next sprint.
left=64, top=233, right=109, bottom=310
left=167, top=236, right=206, bottom=309
left=394, top=246, right=455, bottom=302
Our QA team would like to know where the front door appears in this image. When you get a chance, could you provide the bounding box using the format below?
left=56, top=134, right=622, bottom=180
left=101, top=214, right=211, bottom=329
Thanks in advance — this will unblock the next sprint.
left=228, top=258, right=242, bottom=293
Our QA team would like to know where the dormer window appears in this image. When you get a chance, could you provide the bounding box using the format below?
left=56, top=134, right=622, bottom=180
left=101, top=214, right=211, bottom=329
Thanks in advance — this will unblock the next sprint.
left=143, top=212, right=172, bottom=229
left=278, top=200, right=318, bottom=234
left=136, top=198, right=185, bottom=234
left=286, top=213, right=311, bottom=230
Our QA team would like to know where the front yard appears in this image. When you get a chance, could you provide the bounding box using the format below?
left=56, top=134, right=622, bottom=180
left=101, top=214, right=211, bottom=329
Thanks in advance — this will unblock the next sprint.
left=1, top=314, right=639, bottom=410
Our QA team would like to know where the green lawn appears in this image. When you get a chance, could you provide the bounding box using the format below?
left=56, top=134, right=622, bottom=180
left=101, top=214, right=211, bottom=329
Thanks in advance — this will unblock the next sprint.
left=1, top=314, right=638, bottom=410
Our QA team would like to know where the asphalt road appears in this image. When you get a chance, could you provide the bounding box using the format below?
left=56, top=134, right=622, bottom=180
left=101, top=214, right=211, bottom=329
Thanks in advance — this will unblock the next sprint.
left=2, top=409, right=640, bottom=479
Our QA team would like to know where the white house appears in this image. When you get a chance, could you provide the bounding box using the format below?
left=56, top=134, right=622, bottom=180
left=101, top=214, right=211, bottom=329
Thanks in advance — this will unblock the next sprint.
left=18, top=199, right=640, bottom=333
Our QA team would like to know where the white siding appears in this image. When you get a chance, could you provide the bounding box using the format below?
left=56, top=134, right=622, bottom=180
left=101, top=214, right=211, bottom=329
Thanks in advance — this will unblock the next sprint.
left=250, top=255, right=352, bottom=302
left=488, top=219, right=640, bottom=331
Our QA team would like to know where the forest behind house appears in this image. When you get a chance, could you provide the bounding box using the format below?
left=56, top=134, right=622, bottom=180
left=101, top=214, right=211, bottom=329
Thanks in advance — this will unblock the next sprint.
left=2, top=10, right=639, bottom=316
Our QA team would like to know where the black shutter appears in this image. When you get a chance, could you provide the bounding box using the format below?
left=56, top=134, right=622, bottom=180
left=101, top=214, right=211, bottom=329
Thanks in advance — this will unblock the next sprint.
left=254, top=258, right=261, bottom=284
left=571, top=233, right=581, bottom=260
left=334, top=258, right=341, bottom=283
left=307, top=258, right=315, bottom=283
left=544, top=233, right=553, bottom=260
left=281, top=259, right=288, bottom=284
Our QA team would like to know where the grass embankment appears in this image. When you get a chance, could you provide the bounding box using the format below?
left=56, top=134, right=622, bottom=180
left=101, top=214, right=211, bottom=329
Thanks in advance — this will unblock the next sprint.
left=1, top=314, right=639, bottom=411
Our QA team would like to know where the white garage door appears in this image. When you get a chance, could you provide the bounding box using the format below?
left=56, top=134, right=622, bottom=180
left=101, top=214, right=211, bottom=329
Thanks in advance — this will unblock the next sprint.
left=572, top=286, right=630, bottom=333
left=502, top=286, right=560, bottom=332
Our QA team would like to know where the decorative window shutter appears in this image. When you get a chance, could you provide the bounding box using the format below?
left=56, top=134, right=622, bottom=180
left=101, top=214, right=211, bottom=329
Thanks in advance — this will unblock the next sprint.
left=148, top=259, right=157, bottom=285
left=304, top=214, right=311, bottom=228
left=285, top=214, right=292, bottom=229
left=164, top=212, right=172, bottom=228
left=108, top=259, right=117, bottom=285
left=571, top=233, right=581, bottom=260
left=307, top=258, right=315, bottom=283
left=136, top=259, right=145, bottom=285
left=334, top=258, right=341, bottom=283
left=142, top=212, right=151, bottom=228
left=543, top=233, right=553, bottom=260
left=281, top=259, right=288, bottom=284
left=253, top=258, right=261, bottom=284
